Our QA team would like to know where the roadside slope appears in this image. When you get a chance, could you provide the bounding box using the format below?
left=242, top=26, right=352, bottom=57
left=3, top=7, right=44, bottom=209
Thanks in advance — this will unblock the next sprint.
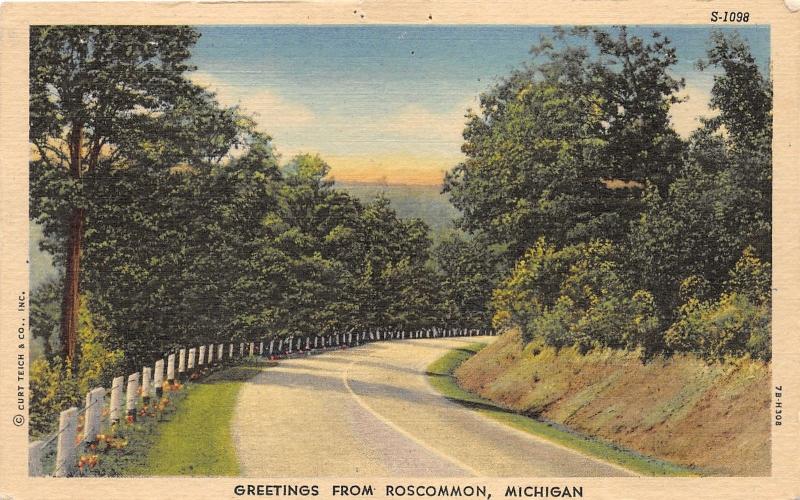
left=455, top=330, right=770, bottom=476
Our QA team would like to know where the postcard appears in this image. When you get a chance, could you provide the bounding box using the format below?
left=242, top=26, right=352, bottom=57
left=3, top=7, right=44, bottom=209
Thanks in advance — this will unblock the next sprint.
left=0, top=1, right=798, bottom=499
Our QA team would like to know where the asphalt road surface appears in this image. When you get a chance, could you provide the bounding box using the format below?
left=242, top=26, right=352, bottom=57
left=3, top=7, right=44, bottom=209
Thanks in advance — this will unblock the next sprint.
left=231, top=337, right=634, bottom=477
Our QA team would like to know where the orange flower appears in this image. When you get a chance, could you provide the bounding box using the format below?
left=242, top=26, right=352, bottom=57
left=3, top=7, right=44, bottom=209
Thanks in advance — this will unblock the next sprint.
left=78, top=454, right=99, bottom=471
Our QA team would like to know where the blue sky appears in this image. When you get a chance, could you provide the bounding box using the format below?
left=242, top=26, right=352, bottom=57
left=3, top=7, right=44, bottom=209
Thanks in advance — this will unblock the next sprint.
left=190, top=25, right=770, bottom=185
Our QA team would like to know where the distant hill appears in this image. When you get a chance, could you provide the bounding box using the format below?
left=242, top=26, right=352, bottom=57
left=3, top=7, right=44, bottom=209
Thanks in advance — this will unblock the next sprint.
left=334, top=182, right=459, bottom=233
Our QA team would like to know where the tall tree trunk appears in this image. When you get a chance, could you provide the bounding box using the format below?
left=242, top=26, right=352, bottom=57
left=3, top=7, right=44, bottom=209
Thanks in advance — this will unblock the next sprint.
left=60, top=121, right=83, bottom=370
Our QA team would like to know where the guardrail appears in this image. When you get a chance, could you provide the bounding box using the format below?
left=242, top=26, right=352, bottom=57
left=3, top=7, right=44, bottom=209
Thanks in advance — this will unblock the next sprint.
left=29, top=326, right=495, bottom=477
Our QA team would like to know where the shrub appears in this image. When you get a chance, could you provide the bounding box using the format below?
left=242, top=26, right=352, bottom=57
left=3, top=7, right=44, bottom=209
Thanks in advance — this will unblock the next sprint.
left=664, top=249, right=771, bottom=361
left=494, top=240, right=770, bottom=362
left=492, top=239, right=659, bottom=354
left=75, top=302, right=124, bottom=395
left=532, top=296, right=578, bottom=349
left=29, top=297, right=124, bottom=437
left=627, top=290, right=663, bottom=360
left=491, top=238, right=572, bottom=342
left=664, top=292, right=770, bottom=361
left=726, top=245, right=770, bottom=302
left=29, top=356, right=81, bottom=436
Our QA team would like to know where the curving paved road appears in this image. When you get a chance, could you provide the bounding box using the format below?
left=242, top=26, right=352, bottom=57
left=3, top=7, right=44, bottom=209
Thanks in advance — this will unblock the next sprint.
left=231, top=337, right=634, bottom=477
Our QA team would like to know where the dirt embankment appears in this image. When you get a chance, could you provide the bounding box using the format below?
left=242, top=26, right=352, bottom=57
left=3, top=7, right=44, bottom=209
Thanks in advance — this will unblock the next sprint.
left=455, top=330, right=770, bottom=476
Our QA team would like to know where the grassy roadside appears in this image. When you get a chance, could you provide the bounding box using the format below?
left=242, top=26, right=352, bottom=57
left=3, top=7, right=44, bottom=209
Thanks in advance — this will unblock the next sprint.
left=122, top=361, right=267, bottom=476
left=426, top=343, right=697, bottom=477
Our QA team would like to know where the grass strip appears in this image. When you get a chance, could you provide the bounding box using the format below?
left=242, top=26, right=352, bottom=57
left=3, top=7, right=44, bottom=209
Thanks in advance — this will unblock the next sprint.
left=122, top=361, right=267, bottom=476
left=426, top=343, right=698, bottom=477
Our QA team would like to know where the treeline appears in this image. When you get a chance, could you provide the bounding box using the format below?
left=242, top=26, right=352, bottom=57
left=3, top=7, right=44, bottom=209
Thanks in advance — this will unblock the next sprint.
left=29, top=25, right=478, bottom=399
left=443, top=27, right=772, bottom=362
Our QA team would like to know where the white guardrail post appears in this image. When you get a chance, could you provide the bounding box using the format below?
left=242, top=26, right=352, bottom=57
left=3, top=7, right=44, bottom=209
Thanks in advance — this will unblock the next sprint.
left=178, top=348, right=186, bottom=380
left=54, top=406, right=78, bottom=477
left=154, top=359, right=164, bottom=398
left=126, top=373, right=139, bottom=422
left=110, top=376, right=124, bottom=424
left=141, top=367, right=151, bottom=406
left=166, top=353, right=175, bottom=384
left=83, top=387, right=105, bottom=444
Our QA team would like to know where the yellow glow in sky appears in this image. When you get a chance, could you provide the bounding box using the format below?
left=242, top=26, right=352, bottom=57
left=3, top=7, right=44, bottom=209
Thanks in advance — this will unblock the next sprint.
left=324, top=153, right=462, bottom=186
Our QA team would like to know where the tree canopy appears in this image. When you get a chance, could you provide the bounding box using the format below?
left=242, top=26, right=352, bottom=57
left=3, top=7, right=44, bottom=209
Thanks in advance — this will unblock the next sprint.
left=446, top=27, right=771, bottom=361
left=444, top=26, right=686, bottom=266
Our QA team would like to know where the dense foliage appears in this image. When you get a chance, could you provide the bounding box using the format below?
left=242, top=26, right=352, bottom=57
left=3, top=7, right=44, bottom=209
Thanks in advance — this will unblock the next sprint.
left=447, top=27, right=771, bottom=361
left=492, top=239, right=661, bottom=355
left=444, top=26, right=685, bottom=265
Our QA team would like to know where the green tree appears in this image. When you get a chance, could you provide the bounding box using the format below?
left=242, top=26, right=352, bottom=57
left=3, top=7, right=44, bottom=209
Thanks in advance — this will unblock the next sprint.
left=627, top=32, right=772, bottom=319
left=700, top=30, right=772, bottom=240
left=80, top=133, right=283, bottom=367
left=30, top=26, right=241, bottom=369
left=273, top=154, right=362, bottom=335
left=578, top=26, right=685, bottom=191
left=354, top=196, right=440, bottom=329
left=444, top=26, right=685, bottom=266
left=433, top=232, right=501, bottom=327
left=700, top=31, right=772, bottom=152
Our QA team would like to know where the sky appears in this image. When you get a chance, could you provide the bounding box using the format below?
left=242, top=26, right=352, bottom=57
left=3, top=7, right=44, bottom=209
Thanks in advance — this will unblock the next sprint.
left=190, top=25, right=770, bottom=185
